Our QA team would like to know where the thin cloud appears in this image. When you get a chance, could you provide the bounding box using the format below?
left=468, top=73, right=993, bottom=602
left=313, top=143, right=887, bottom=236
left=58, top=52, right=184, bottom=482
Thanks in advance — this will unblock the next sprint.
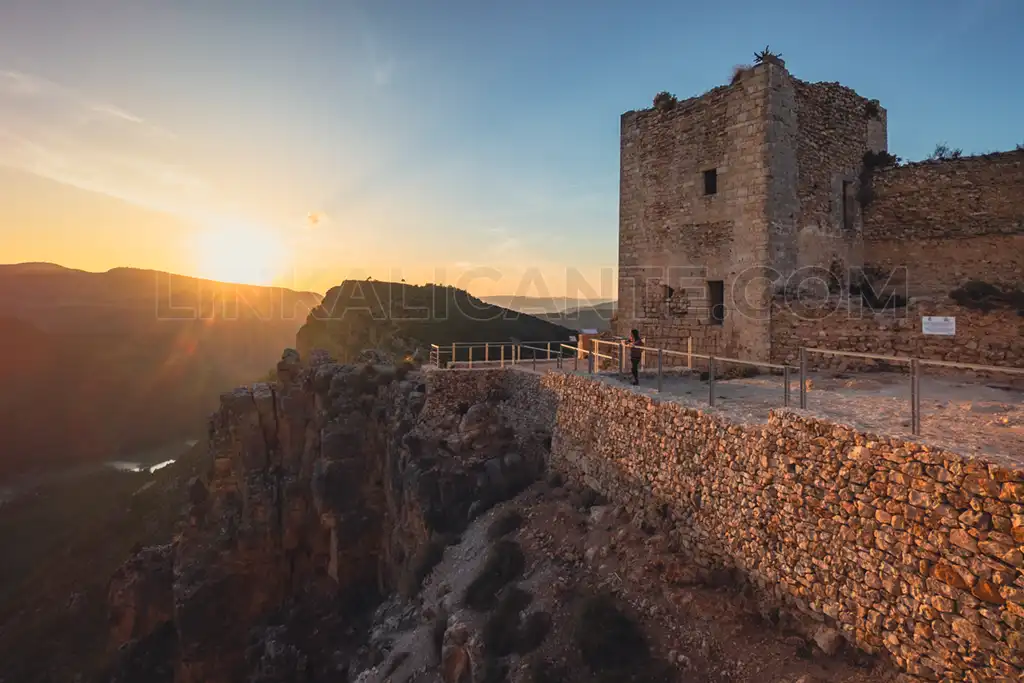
left=0, top=70, right=45, bottom=96
left=1, top=70, right=169, bottom=136
left=90, top=103, right=144, bottom=125
left=0, top=68, right=205, bottom=216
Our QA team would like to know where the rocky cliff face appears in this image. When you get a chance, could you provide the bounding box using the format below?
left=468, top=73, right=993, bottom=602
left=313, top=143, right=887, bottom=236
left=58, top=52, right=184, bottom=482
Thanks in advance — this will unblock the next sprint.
left=106, top=351, right=549, bottom=683
left=105, top=360, right=907, bottom=683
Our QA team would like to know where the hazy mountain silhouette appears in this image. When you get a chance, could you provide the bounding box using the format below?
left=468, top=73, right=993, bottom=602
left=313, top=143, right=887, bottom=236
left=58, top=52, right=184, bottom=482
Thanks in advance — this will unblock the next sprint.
left=481, top=295, right=615, bottom=315
left=0, top=263, right=320, bottom=481
left=536, top=300, right=616, bottom=332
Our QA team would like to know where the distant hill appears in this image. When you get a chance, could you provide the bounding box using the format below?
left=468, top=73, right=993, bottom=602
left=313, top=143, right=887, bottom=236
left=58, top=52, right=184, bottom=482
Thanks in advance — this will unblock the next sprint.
left=481, top=295, right=615, bottom=316
left=297, top=280, right=575, bottom=362
left=536, top=301, right=616, bottom=332
left=0, top=263, right=320, bottom=481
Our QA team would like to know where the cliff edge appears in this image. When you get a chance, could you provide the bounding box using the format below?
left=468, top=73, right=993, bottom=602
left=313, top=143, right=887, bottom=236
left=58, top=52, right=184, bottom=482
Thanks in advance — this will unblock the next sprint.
left=104, top=350, right=550, bottom=682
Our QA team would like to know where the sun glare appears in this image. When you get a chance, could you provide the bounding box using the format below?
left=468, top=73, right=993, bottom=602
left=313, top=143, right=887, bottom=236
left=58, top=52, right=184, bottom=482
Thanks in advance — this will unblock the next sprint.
left=193, top=223, right=283, bottom=286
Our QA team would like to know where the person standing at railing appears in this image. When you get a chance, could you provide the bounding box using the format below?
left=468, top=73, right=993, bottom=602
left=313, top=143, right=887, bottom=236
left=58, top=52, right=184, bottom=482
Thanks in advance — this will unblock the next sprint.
left=628, top=329, right=644, bottom=385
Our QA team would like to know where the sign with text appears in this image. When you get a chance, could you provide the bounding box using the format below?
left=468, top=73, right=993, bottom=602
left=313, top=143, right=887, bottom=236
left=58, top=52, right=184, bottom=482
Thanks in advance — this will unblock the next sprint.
left=922, top=316, right=956, bottom=336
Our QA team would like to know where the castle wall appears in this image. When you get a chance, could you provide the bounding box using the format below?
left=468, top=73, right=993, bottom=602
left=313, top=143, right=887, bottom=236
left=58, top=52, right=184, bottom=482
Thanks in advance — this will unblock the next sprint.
left=864, top=235, right=1024, bottom=298
left=617, top=64, right=775, bottom=360
left=618, top=63, right=1022, bottom=369
left=862, top=151, right=1024, bottom=295
left=617, top=64, right=894, bottom=361
left=770, top=298, right=1024, bottom=370
left=789, top=81, right=887, bottom=287
left=431, top=368, right=1024, bottom=682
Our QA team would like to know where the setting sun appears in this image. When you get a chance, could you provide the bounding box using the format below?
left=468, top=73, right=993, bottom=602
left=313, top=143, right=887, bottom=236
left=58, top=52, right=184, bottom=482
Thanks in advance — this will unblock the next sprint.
left=192, top=222, right=284, bottom=286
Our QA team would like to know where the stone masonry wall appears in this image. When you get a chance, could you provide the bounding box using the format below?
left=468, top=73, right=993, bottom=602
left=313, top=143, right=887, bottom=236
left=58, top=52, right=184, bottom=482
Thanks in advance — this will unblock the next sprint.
left=617, top=63, right=889, bottom=361
left=770, top=299, right=1024, bottom=370
left=864, top=151, right=1024, bottom=242
left=789, top=79, right=887, bottom=286
left=863, top=235, right=1024, bottom=299
left=616, top=64, right=775, bottom=360
left=431, top=368, right=1024, bottom=681
left=862, top=151, right=1024, bottom=295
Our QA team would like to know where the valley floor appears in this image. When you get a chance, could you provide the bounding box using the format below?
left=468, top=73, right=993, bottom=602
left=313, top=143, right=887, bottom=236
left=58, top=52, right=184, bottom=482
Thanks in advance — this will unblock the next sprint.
left=0, top=444, right=202, bottom=683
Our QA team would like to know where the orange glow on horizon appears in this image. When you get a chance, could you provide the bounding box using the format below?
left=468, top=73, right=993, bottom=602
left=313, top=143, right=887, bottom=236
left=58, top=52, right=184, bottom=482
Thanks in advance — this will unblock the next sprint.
left=191, top=222, right=285, bottom=287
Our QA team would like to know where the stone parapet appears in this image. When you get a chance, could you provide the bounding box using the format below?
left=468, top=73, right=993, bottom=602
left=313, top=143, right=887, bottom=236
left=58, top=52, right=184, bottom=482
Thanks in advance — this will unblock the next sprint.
left=431, top=368, right=1024, bottom=681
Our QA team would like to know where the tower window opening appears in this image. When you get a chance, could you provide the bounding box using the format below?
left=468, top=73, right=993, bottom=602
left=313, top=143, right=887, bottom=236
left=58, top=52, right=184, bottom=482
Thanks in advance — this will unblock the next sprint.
left=703, top=169, right=718, bottom=196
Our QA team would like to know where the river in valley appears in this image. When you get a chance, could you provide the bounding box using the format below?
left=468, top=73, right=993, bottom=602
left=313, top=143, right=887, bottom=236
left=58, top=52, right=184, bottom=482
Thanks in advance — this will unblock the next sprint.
left=0, top=439, right=198, bottom=508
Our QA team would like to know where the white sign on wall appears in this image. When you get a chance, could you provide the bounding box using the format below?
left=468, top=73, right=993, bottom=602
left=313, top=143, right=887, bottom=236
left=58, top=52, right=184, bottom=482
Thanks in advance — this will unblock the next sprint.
left=922, top=316, right=956, bottom=336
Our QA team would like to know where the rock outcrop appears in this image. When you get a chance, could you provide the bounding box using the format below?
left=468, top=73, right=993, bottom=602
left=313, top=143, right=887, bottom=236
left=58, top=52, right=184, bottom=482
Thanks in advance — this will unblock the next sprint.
left=294, top=279, right=574, bottom=364
left=106, top=350, right=549, bottom=682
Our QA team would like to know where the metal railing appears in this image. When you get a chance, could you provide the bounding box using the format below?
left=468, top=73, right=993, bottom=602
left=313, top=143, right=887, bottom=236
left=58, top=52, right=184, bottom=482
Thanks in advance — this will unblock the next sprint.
left=798, top=347, right=1024, bottom=436
left=429, top=340, right=578, bottom=372
left=430, top=337, right=1023, bottom=438
left=433, top=336, right=796, bottom=409
left=590, top=337, right=794, bottom=408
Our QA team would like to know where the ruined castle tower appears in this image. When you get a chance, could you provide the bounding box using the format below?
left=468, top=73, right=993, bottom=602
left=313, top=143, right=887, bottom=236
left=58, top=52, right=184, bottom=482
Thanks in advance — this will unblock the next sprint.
left=615, top=60, right=888, bottom=361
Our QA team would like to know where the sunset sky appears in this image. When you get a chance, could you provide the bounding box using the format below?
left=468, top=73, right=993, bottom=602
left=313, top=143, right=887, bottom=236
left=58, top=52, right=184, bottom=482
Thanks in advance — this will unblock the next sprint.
left=1, top=0, right=1021, bottom=297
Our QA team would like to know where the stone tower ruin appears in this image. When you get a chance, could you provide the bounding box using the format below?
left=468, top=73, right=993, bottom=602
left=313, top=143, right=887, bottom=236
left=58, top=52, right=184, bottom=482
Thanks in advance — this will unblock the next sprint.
left=615, top=60, right=889, bottom=361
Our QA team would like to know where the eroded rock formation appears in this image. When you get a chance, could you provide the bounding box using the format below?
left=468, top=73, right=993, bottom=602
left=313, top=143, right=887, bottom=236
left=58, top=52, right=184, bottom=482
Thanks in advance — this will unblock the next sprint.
left=106, top=351, right=549, bottom=682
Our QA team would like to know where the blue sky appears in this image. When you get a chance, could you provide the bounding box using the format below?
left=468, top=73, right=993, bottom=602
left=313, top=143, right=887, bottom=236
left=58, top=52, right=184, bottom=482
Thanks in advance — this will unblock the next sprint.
left=0, top=0, right=1020, bottom=296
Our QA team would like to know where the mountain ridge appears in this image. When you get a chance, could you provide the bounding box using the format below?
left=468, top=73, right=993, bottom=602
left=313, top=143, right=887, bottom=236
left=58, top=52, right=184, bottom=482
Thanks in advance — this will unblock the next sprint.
left=0, top=264, right=320, bottom=482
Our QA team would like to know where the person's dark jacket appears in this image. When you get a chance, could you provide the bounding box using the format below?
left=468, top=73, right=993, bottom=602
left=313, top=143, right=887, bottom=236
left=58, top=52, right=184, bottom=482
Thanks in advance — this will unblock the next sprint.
left=629, top=338, right=644, bottom=361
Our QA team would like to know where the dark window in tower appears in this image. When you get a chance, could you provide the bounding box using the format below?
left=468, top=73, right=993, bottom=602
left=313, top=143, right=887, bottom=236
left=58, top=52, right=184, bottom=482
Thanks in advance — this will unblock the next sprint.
left=703, top=169, right=718, bottom=196
left=708, top=280, right=725, bottom=325
left=842, top=180, right=854, bottom=231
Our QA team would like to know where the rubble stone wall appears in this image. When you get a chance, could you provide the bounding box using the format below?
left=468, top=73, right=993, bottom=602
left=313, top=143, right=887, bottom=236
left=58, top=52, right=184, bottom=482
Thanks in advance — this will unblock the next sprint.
left=770, top=299, right=1024, bottom=370
left=430, top=368, right=1024, bottom=681
left=861, top=151, right=1024, bottom=296
left=863, top=235, right=1024, bottom=297
left=863, top=151, right=1024, bottom=243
